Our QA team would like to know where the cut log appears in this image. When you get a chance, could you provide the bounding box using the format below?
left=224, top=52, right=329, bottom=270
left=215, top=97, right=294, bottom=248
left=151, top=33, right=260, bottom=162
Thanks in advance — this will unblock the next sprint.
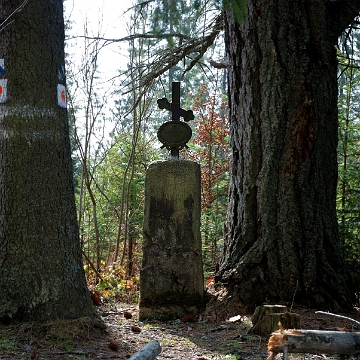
left=129, top=340, right=161, bottom=360
left=267, top=329, right=360, bottom=360
left=250, top=305, right=300, bottom=338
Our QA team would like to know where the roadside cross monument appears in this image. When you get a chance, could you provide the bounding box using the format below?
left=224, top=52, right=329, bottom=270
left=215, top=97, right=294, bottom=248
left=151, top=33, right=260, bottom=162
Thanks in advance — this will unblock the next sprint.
left=157, top=81, right=194, bottom=159
left=139, top=82, right=204, bottom=320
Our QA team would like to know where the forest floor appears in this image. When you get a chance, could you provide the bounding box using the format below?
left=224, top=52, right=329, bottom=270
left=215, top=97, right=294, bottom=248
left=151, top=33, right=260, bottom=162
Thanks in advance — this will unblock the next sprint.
left=0, top=298, right=359, bottom=360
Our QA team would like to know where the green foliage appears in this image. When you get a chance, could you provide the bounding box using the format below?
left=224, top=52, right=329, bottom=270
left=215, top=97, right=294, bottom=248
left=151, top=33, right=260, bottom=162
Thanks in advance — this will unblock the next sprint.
left=152, top=0, right=195, bottom=33
left=186, top=84, right=230, bottom=274
left=221, top=0, right=248, bottom=23
left=78, top=118, right=155, bottom=279
left=150, top=0, right=248, bottom=29
left=86, top=263, right=140, bottom=303
left=134, top=0, right=230, bottom=94
left=337, top=29, right=360, bottom=295
left=69, top=2, right=165, bottom=288
left=0, top=337, right=18, bottom=355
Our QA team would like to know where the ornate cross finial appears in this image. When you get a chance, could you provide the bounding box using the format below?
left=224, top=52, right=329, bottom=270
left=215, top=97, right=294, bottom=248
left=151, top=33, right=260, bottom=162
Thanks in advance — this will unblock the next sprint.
left=157, top=82, right=194, bottom=159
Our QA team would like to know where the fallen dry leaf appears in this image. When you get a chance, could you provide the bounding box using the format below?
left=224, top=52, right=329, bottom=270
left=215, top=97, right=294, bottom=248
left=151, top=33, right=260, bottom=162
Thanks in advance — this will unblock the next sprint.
left=109, top=341, right=118, bottom=351
left=90, top=290, right=103, bottom=306
left=181, top=314, right=195, bottom=323
left=337, top=327, right=347, bottom=331
left=124, top=311, right=133, bottom=319
left=131, top=325, right=141, bottom=333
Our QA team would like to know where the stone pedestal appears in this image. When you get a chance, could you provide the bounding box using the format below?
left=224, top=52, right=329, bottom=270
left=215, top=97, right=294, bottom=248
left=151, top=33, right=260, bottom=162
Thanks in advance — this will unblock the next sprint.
left=139, top=160, right=204, bottom=320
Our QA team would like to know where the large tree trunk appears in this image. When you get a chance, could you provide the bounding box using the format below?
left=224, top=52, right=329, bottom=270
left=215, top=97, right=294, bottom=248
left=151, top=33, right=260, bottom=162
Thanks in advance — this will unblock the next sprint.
left=0, top=0, right=93, bottom=321
left=217, top=0, right=360, bottom=313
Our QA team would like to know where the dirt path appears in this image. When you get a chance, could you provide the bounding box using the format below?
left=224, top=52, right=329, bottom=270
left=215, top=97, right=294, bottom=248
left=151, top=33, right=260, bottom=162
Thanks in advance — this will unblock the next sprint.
left=0, top=302, right=359, bottom=360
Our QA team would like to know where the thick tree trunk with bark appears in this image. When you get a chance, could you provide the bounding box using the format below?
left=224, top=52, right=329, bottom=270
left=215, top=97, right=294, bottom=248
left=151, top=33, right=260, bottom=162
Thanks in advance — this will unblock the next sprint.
left=0, top=0, right=93, bottom=321
left=217, top=0, right=360, bottom=312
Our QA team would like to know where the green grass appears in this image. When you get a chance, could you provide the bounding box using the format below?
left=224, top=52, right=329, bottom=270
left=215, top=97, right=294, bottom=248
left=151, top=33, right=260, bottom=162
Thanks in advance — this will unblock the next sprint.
left=0, top=337, right=19, bottom=354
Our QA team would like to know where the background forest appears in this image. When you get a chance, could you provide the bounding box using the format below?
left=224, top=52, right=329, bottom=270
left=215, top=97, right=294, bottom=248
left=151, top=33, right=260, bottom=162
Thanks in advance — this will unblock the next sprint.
left=65, top=1, right=360, bottom=303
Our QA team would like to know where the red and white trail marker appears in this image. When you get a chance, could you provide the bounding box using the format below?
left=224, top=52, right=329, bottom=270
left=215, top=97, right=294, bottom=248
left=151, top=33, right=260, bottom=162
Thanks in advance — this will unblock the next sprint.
left=57, top=84, right=67, bottom=108
left=0, top=79, right=8, bottom=103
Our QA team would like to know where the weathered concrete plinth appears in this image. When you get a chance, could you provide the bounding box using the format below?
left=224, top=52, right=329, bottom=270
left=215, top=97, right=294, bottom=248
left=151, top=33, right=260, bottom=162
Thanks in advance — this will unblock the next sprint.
left=139, top=160, right=204, bottom=320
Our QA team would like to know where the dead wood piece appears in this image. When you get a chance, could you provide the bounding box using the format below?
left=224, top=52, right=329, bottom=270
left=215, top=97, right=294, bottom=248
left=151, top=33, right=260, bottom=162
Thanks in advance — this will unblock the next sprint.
left=129, top=340, right=161, bottom=360
left=267, top=329, right=360, bottom=358
left=250, top=305, right=300, bottom=337
left=251, top=305, right=287, bottom=325
left=315, top=310, right=360, bottom=326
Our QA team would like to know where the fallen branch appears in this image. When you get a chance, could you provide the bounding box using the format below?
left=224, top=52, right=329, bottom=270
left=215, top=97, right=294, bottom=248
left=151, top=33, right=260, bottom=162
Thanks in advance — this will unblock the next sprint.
left=267, top=326, right=360, bottom=360
left=315, top=310, right=360, bottom=326
left=129, top=340, right=161, bottom=360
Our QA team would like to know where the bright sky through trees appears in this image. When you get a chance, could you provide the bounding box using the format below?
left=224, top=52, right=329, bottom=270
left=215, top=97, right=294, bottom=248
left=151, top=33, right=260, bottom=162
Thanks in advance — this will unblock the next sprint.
left=65, top=0, right=132, bottom=82
left=64, top=0, right=135, bottom=142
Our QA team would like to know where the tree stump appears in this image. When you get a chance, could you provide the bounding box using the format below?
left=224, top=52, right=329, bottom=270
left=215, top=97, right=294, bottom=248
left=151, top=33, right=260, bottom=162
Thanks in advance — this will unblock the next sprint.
left=250, top=305, right=300, bottom=338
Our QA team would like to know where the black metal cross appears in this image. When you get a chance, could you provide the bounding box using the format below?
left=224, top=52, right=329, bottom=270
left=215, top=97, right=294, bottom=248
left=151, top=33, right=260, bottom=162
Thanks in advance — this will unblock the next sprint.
left=157, top=82, right=194, bottom=159
left=157, top=82, right=194, bottom=123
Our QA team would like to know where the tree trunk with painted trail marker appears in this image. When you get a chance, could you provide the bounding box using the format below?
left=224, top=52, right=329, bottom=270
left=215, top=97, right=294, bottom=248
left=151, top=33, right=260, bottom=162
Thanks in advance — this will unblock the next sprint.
left=0, top=0, right=93, bottom=321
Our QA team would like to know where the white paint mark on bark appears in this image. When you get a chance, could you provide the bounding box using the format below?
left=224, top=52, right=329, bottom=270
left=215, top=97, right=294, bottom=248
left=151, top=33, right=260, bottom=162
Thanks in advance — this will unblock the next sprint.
left=0, top=128, right=63, bottom=142
left=0, top=105, right=58, bottom=120
left=0, top=105, right=62, bottom=141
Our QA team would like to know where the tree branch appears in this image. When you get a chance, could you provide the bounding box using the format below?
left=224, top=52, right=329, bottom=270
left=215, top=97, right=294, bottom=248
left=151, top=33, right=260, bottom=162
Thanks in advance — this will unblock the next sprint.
left=0, top=0, right=29, bottom=33
left=315, top=311, right=360, bottom=326
left=327, top=1, right=360, bottom=39
left=123, top=14, right=224, bottom=95
left=66, top=32, right=193, bottom=45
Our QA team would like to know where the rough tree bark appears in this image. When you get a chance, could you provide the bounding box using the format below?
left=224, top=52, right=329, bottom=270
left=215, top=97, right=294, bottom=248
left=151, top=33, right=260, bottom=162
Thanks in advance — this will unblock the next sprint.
left=0, top=0, right=93, bottom=321
left=217, top=0, right=360, bottom=313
